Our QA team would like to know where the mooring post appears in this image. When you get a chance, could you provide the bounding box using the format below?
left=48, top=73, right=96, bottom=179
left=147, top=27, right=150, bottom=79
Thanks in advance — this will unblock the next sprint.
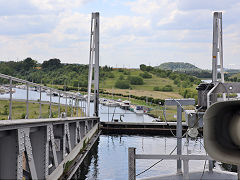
left=9, top=77, right=12, bottom=120
left=128, top=147, right=136, bottom=180
left=177, top=104, right=182, bottom=174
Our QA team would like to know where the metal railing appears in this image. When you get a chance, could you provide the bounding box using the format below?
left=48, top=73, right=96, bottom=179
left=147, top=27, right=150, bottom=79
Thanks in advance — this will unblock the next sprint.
left=128, top=147, right=213, bottom=180
left=0, top=73, right=88, bottom=120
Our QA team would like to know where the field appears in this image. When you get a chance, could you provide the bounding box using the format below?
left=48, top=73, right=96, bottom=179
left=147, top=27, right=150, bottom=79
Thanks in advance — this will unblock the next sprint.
left=100, top=69, right=180, bottom=92
left=104, top=88, right=182, bottom=99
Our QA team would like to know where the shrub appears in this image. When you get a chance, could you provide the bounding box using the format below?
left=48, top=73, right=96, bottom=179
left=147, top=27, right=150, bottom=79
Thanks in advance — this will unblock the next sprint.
left=153, top=86, right=160, bottom=91
left=108, top=72, right=115, bottom=78
left=119, top=75, right=124, bottom=80
left=115, top=80, right=130, bottom=89
left=161, top=85, right=173, bottom=92
left=128, top=76, right=144, bottom=85
left=123, top=70, right=130, bottom=75
left=140, top=72, right=152, bottom=79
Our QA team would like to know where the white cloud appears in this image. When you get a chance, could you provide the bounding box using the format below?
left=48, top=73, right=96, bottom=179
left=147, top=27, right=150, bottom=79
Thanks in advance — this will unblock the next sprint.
left=0, top=0, right=239, bottom=70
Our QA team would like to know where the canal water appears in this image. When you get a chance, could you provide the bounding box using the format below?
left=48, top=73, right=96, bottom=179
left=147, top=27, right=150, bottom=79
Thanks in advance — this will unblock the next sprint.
left=75, top=135, right=206, bottom=180
left=0, top=88, right=207, bottom=179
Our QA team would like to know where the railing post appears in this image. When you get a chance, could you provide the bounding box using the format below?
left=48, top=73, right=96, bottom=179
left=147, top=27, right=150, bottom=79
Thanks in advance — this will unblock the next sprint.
left=26, top=82, right=29, bottom=119
left=49, top=89, right=52, bottom=118
left=76, top=97, right=79, bottom=117
left=58, top=91, right=61, bottom=118
left=209, top=160, right=213, bottom=173
left=39, top=86, right=42, bottom=118
left=177, top=104, right=182, bottom=174
left=9, top=77, right=12, bottom=120
left=128, top=147, right=136, bottom=180
left=81, top=99, right=83, bottom=117
left=71, top=94, right=73, bottom=117
left=183, top=159, right=189, bottom=180
left=65, top=93, right=68, bottom=116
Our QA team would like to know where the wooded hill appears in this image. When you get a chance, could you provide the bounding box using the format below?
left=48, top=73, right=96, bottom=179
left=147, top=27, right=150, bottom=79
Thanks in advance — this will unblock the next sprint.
left=0, top=58, right=202, bottom=101
left=156, top=62, right=212, bottom=78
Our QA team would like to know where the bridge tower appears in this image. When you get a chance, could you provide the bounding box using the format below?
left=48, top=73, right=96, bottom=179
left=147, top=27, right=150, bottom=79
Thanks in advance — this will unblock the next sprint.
left=212, top=12, right=224, bottom=84
left=87, top=12, right=100, bottom=117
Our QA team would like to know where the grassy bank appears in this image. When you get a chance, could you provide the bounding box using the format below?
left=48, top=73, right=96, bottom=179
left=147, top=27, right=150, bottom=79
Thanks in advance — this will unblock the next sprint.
left=0, top=100, right=84, bottom=120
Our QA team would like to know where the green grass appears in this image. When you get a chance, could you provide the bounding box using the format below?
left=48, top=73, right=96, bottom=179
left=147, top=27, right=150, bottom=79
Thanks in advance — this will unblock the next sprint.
left=0, top=100, right=84, bottom=120
left=100, top=69, right=178, bottom=92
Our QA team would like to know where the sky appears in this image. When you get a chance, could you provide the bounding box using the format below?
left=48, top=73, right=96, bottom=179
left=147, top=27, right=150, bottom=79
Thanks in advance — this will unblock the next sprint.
left=0, top=0, right=240, bottom=69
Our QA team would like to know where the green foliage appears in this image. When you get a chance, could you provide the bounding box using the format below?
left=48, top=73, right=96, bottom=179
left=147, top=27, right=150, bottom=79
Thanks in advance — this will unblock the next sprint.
left=153, top=86, right=160, bottom=91
left=119, top=75, right=124, bottom=80
left=128, top=76, right=144, bottom=85
left=108, top=72, right=115, bottom=78
left=42, top=58, right=62, bottom=70
left=115, top=80, right=130, bottom=89
left=140, top=64, right=154, bottom=72
left=140, top=72, right=152, bottom=78
left=161, top=85, right=173, bottom=92
left=157, top=62, right=200, bottom=71
left=2, top=105, right=8, bottom=115
left=179, top=88, right=198, bottom=102
left=156, top=62, right=213, bottom=78
left=21, top=113, right=26, bottom=119
left=123, top=70, right=131, bottom=75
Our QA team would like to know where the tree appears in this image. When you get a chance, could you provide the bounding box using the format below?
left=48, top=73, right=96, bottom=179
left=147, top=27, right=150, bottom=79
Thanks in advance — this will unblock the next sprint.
left=140, top=72, right=152, bottom=78
left=22, top=57, right=37, bottom=71
left=140, top=64, right=147, bottom=71
left=42, top=58, right=62, bottom=70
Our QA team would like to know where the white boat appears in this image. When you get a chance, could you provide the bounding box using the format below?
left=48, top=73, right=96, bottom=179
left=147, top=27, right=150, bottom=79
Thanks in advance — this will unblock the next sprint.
left=120, top=100, right=131, bottom=110
left=16, top=84, right=26, bottom=89
left=100, top=98, right=108, bottom=105
left=105, top=100, right=118, bottom=107
left=134, top=105, right=144, bottom=115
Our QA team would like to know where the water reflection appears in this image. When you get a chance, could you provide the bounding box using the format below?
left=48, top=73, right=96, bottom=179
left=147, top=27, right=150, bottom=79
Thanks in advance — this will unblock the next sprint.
left=75, top=134, right=206, bottom=180
left=73, top=139, right=99, bottom=180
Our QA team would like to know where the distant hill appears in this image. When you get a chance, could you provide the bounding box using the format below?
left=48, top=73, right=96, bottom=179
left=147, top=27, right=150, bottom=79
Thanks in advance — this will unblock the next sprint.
left=156, top=62, right=200, bottom=71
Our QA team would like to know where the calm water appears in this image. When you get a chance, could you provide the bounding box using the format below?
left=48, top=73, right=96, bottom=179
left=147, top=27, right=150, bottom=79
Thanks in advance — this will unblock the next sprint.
left=74, top=134, right=206, bottom=180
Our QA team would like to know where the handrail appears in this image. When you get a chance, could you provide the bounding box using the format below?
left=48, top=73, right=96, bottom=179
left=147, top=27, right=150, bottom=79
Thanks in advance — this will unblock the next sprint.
left=0, top=73, right=87, bottom=120
left=128, top=147, right=213, bottom=180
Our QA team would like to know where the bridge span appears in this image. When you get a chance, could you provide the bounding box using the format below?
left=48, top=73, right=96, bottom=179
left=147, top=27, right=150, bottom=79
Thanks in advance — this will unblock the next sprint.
left=0, top=116, right=99, bottom=179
